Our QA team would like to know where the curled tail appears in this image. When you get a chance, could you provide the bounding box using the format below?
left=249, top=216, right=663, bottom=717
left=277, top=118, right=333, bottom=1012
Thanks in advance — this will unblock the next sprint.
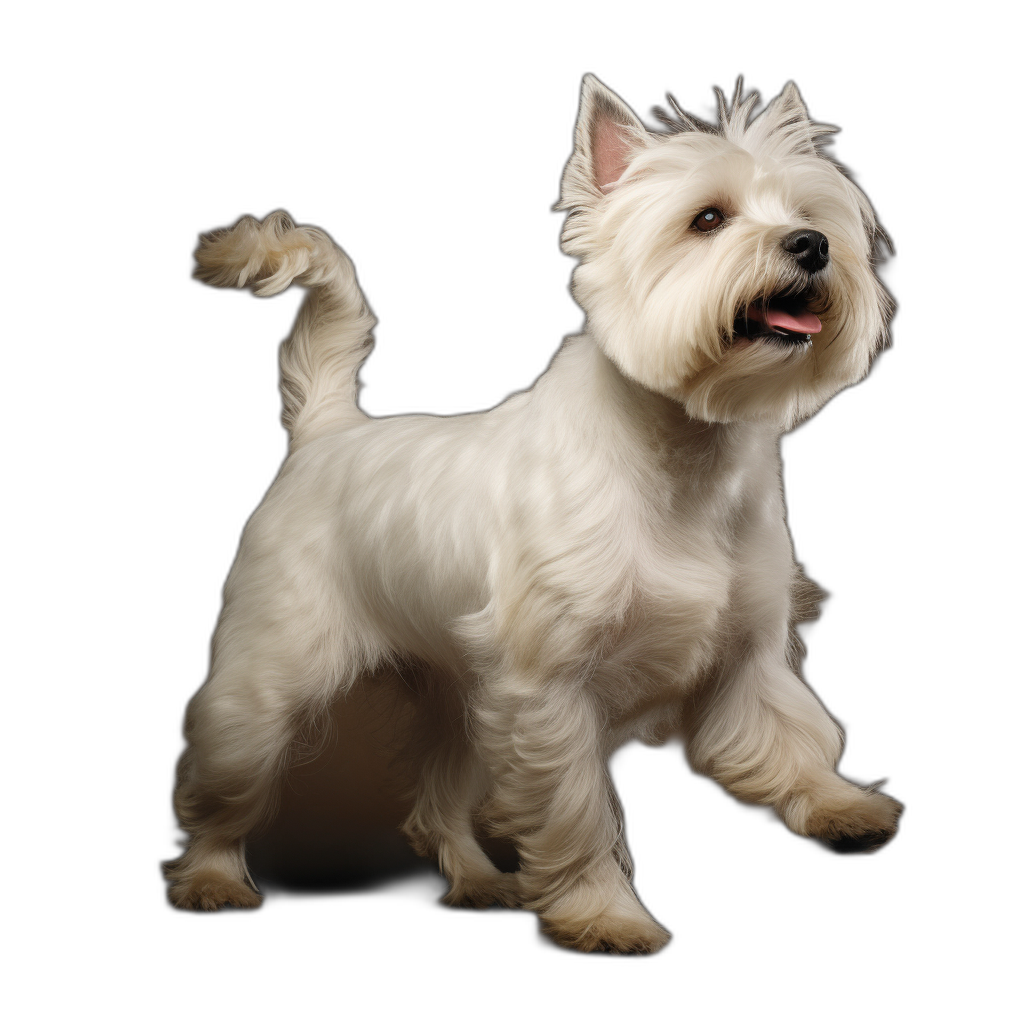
left=194, top=210, right=375, bottom=444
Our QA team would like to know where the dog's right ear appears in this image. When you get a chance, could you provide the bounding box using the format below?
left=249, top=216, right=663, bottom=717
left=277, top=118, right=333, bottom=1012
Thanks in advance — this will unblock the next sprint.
left=559, top=74, right=648, bottom=210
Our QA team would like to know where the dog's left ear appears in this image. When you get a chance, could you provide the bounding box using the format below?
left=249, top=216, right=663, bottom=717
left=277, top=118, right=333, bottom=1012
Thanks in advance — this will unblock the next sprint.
left=560, top=74, right=648, bottom=209
left=759, top=81, right=821, bottom=154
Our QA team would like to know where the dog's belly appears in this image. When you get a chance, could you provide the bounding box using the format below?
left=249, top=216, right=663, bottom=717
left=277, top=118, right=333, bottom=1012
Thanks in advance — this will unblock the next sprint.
left=590, top=603, right=725, bottom=753
left=607, top=697, right=686, bottom=751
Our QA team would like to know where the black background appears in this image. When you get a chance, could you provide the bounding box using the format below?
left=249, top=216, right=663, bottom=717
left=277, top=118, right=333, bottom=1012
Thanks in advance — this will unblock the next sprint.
left=96, top=19, right=974, bottom=970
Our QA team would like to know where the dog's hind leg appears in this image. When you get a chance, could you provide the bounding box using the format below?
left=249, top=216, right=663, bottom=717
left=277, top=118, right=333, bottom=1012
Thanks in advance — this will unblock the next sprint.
left=165, top=516, right=367, bottom=910
left=401, top=687, right=521, bottom=908
left=165, top=649, right=344, bottom=910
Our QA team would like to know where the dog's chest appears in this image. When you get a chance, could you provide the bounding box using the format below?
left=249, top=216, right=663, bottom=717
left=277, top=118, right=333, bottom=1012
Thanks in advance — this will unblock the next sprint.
left=592, top=438, right=787, bottom=718
left=610, top=510, right=736, bottom=677
left=483, top=410, right=783, bottom=696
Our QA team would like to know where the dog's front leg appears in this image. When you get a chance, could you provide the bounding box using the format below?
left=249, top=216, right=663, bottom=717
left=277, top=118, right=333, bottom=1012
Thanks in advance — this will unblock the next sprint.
left=477, top=679, right=669, bottom=953
left=687, top=655, right=902, bottom=850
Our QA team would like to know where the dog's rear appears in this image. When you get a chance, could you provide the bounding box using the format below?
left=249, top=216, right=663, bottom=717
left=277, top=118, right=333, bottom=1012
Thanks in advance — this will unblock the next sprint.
left=194, top=211, right=375, bottom=445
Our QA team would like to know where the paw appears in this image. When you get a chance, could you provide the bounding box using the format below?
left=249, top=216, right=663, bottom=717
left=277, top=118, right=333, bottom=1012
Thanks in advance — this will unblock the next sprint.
left=168, top=873, right=263, bottom=912
left=542, top=910, right=671, bottom=954
left=805, top=789, right=903, bottom=853
left=443, top=872, right=523, bottom=909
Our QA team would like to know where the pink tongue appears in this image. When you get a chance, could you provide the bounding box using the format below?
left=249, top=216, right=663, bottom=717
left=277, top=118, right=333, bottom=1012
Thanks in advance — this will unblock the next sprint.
left=752, top=303, right=822, bottom=334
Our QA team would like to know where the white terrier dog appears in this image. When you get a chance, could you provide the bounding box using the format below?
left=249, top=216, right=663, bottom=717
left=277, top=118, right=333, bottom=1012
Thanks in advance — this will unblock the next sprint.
left=166, top=75, right=900, bottom=953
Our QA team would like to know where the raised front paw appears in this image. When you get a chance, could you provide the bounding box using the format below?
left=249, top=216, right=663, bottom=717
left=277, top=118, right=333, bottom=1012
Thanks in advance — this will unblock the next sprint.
left=804, top=788, right=903, bottom=852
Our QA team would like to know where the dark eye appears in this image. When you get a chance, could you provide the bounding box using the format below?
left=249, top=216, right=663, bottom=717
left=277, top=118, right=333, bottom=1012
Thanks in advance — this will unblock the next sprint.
left=693, top=208, right=725, bottom=232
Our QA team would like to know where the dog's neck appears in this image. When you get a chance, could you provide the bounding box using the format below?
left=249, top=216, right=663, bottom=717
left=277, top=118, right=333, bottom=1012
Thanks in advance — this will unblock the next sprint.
left=566, top=335, right=779, bottom=483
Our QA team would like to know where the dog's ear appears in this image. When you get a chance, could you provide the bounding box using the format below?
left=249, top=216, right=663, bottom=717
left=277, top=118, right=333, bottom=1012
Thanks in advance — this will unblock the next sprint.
left=758, top=81, right=820, bottom=154
left=560, top=74, right=648, bottom=208
left=772, top=81, right=810, bottom=119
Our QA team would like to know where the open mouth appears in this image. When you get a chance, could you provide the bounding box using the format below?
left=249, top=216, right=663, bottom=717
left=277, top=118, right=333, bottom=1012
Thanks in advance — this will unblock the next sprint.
left=732, top=291, right=823, bottom=346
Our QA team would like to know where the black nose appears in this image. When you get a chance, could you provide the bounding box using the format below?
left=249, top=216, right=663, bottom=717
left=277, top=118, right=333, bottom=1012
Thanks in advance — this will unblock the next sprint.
left=782, top=229, right=829, bottom=273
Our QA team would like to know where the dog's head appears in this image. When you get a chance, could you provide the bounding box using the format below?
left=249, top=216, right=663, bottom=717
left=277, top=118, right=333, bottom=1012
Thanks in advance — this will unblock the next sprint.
left=559, top=75, right=893, bottom=428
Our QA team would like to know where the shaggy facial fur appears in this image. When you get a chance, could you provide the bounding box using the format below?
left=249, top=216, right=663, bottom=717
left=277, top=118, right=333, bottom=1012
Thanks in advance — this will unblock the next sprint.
left=165, top=76, right=900, bottom=953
